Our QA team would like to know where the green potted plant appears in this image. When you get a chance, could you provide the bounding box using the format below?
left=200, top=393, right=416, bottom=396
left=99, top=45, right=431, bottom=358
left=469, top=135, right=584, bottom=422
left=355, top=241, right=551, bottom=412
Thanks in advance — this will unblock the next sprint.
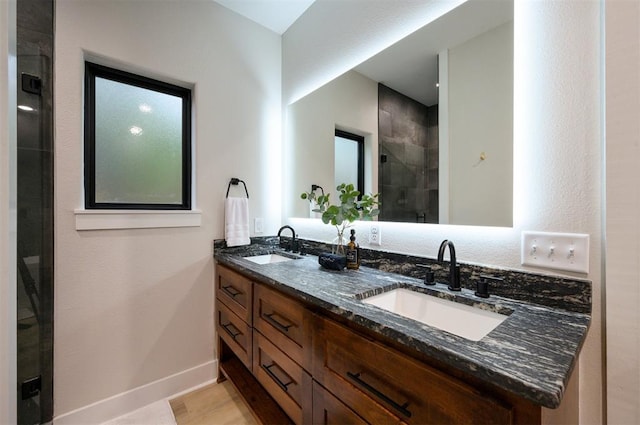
left=301, top=183, right=380, bottom=254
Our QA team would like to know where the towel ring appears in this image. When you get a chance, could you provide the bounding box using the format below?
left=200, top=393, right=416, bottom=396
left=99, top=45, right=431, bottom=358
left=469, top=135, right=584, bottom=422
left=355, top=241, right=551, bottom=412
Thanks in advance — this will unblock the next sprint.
left=226, top=178, right=249, bottom=198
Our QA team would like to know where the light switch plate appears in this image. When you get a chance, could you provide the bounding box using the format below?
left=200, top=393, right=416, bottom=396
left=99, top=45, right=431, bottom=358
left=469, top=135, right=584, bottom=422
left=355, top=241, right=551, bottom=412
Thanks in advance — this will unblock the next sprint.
left=521, top=231, right=589, bottom=274
left=254, top=218, right=264, bottom=234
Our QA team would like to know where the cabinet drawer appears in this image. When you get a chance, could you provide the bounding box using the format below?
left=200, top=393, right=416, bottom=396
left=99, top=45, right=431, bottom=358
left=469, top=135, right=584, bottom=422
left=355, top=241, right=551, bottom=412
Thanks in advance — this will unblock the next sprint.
left=312, top=381, right=367, bottom=425
left=253, top=331, right=312, bottom=425
left=254, top=283, right=312, bottom=369
left=217, top=299, right=252, bottom=370
left=313, top=317, right=514, bottom=425
left=216, top=265, right=252, bottom=324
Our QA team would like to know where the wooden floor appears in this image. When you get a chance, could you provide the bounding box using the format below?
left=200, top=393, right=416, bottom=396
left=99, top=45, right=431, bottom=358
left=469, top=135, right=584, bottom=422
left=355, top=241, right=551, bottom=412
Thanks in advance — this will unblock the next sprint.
left=169, top=381, right=259, bottom=425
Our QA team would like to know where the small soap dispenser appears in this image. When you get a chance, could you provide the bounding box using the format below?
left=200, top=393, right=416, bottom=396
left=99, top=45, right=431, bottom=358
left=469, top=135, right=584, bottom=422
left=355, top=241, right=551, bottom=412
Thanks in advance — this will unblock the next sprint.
left=346, top=229, right=360, bottom=270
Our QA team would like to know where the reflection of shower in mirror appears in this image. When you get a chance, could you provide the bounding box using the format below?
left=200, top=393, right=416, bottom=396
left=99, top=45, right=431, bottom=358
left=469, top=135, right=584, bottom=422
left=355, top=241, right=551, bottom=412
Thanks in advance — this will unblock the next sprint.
left=285, top=0, right=513, bottom=228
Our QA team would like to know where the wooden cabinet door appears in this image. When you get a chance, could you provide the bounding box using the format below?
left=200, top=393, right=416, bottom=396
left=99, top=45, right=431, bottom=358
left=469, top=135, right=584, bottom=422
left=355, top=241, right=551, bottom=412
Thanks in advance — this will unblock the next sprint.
left=253, top=331, right=312, bottom=425
left=254, top=283, right=312, bottom=370
left=216, top=298, right=252, bottom=370
left=313, top=317, right=515, bottom=425
left=312, top=381, right=368, bottom=425
left=216, top=265, right=252, bottom=324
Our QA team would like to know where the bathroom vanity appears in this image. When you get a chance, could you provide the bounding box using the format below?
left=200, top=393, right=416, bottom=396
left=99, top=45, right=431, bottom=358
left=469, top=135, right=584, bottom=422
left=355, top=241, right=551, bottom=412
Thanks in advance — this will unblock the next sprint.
left=214, top=239, right=591, bottom=425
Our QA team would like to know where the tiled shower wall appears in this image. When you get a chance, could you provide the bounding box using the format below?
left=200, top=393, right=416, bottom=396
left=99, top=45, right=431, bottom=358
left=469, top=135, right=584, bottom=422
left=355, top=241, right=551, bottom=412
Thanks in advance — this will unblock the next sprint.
left=378, top=84, right=438, bottom=223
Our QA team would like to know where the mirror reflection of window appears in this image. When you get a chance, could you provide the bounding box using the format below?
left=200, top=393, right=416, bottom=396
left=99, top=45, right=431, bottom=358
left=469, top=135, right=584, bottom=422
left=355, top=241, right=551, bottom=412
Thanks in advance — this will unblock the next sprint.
left=334, top=129, right=364, bottom=196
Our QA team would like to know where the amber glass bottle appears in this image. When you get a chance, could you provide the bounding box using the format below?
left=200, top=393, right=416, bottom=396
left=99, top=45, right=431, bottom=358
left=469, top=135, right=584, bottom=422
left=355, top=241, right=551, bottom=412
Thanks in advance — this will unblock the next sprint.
left=346, top=229, right=360, bottom=270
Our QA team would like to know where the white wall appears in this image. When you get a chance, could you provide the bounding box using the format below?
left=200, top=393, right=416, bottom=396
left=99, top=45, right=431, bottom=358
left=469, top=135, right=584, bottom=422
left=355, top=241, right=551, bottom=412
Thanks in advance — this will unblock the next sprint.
left=605, top=1, right=640, bottom=423
left=54, top=0, right=281, bottom=420
left=0, top=0, right=17, bottom=422
left=282, top=0, right=466, bottom=105
left=448, top=21, right=513, bottom=227
left=284, top=1, right=603, bottom=423
left=284, top=70, right=377, bottom=219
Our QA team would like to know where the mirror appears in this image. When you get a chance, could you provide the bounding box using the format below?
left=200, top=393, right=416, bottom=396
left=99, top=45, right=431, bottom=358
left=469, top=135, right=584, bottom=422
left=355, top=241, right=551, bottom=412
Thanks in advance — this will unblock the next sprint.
left=284, top=0, right=513, bottom=227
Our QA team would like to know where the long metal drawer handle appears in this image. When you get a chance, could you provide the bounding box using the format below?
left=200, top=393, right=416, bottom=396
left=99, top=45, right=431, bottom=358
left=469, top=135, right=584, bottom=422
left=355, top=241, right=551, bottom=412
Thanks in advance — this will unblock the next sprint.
left=346, top=371, right=412, bottom=418
left=221, top=322, right=241, bottom=340
left=263, top=312, right=293, bottom=333
left=222, top=285, right=241, bottom=298
left=262, top=363, right=293, bottom=393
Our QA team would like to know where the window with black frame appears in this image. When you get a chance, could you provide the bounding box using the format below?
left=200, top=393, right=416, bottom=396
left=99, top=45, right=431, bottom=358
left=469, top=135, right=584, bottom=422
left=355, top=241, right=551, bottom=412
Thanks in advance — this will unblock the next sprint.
left=334, top=129, right=365, bottom=197
left=84, top=62, right=192, bottom=210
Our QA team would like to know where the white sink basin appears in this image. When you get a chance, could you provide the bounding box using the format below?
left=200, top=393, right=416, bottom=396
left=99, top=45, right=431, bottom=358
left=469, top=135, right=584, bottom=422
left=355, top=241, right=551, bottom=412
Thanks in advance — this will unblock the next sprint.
left=363, top=288, right=508, bottom=341
left=244, top=254, right=295, bottom=265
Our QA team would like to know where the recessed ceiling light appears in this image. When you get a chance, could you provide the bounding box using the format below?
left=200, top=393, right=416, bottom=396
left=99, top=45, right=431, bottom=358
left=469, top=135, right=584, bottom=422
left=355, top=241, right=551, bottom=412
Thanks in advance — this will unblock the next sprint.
left=139, top=103, right=152, bottom=113
left=129, top=126, right=143, bottom=136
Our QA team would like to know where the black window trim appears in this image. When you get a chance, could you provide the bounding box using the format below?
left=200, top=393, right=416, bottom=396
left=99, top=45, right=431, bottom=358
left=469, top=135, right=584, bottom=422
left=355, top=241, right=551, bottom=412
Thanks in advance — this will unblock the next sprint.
left=84, top=61, right=192, bottom=210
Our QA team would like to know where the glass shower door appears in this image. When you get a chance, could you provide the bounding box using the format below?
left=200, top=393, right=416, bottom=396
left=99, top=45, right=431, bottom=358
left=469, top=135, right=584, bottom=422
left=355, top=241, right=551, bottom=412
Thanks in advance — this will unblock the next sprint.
left=16, top=0, right=54, bottom=421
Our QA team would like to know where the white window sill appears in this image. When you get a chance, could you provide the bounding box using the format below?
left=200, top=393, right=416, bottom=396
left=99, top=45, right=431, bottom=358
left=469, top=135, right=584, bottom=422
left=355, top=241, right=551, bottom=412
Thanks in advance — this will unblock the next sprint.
left=75, top=209, right=202, bottom=231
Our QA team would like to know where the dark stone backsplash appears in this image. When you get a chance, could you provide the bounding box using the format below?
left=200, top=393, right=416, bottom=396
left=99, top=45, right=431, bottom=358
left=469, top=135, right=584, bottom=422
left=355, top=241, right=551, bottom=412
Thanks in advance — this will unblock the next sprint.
left=214, top=236, right=591, bottom=314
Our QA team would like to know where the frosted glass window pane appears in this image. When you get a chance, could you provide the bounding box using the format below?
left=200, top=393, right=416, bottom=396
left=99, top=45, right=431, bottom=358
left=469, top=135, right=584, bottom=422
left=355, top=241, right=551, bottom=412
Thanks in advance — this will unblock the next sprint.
left=335, top=135, right=359, bottom=189
left=94, top=77, right=183, bottom=204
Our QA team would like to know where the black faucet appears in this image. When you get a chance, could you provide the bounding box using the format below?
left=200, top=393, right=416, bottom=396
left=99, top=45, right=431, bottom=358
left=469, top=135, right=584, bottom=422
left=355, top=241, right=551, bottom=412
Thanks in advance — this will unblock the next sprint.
left=437, top=240, right=461, bottom=291
left=277, top=225, right=297, bottom=252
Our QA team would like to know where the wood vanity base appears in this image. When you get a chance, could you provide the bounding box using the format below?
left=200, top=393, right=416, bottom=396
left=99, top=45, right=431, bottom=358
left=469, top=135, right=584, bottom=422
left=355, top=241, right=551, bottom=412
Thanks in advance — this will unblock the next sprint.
left=215, top=264, right=541, bottom=425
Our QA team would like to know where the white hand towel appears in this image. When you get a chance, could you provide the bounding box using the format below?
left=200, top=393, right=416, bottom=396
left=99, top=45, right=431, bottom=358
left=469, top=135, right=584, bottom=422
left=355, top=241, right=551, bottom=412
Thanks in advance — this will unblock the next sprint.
left=225, top=197, right=250, bottom=247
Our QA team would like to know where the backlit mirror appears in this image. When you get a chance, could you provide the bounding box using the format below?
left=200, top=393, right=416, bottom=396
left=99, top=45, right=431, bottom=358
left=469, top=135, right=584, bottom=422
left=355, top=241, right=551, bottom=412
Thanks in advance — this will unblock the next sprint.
left=285, top=0, right=513, bottom=227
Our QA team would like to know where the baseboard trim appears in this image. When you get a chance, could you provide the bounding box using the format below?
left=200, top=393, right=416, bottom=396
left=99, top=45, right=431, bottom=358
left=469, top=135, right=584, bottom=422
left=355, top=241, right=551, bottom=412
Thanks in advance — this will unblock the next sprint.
left=53, top=360, right=217, bottom=425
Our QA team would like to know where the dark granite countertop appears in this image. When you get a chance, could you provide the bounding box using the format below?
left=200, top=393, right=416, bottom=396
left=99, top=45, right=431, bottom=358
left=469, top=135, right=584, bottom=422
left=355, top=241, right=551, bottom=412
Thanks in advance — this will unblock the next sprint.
left=214, top=239, right=591, bottom=409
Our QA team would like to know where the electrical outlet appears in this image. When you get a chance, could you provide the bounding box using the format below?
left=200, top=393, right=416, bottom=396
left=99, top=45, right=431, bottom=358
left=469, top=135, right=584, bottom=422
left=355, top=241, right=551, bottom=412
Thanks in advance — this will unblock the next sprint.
left=254, top=218, right=264, bottom=233
left=521, top=231, right=589, bottom=274
left=369, top=224, right=382, bottom=246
